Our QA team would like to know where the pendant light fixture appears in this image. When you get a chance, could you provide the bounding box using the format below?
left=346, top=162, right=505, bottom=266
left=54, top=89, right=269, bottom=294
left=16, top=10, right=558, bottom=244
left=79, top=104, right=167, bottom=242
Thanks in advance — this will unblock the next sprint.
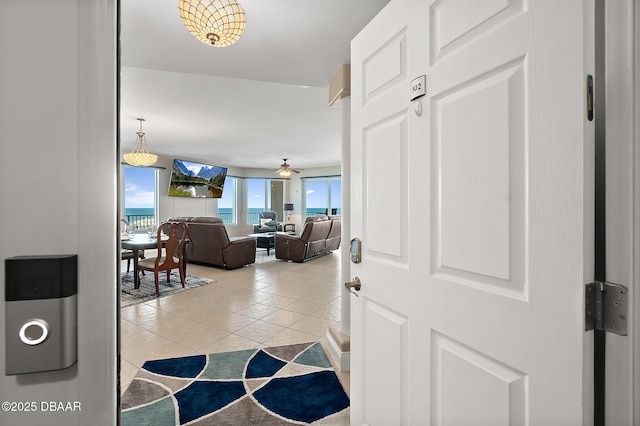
left=123, top=118, right=157, bottom=167
left=178, top=0, right=246, bottom=47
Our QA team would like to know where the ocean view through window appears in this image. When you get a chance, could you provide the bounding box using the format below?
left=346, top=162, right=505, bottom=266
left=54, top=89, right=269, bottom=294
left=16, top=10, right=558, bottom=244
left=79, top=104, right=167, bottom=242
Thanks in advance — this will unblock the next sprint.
left=214, top=176, right=340, bottom=225
left=304, top=177, right=341, bottom=217
left=123, top=166, right=158, bottom=229
left=246, top=178, right=271, bottom=224
left=218, top=176, right=236, bottom=224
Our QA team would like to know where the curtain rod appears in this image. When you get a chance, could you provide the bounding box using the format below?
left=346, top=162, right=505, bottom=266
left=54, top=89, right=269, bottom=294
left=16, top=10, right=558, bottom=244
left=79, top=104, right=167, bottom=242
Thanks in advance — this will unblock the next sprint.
left=227, top=175, right=289, bottom=180
left=300, top=174, right=341, bottom=180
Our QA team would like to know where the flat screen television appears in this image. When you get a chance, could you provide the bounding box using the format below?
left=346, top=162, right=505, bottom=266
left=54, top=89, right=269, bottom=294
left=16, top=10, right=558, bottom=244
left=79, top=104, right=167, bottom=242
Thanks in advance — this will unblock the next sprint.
left=168, top=159, right=228, bottom=198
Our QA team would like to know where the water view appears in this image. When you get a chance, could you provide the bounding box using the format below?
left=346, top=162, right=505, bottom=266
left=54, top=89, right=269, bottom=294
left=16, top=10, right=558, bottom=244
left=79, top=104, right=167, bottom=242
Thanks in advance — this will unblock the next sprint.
left=124, top=207, right=340, bottom=229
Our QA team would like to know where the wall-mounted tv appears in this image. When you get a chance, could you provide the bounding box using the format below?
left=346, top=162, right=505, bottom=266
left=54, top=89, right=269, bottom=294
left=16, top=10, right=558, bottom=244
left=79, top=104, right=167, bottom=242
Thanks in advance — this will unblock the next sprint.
left=168, top=159, right=228, bottom=198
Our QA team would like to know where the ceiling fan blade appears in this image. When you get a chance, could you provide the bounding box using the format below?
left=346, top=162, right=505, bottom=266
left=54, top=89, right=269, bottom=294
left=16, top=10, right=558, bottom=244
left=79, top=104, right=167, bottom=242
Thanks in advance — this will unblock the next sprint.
left=275, top=159, right=301, bottom=174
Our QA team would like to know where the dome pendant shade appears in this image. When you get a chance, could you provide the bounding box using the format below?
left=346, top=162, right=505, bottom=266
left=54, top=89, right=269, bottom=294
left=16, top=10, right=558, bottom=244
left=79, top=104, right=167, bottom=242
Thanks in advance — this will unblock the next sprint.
left=179, top=0, right=246, bottom=47
left=123, top=119, right=157, bottom=167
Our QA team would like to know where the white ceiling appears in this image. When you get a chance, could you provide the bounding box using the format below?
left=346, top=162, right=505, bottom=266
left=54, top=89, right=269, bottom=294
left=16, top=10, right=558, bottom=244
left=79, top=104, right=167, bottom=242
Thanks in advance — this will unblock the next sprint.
left=120, top=0, right=390, bottom=171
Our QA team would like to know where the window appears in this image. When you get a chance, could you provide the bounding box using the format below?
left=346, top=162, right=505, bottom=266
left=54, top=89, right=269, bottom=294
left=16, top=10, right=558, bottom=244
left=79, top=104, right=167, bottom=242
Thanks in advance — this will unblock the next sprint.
left=123, top=166, right=158, bottom=229
left=304, top=180, right=328, bottom=217
left=246, top=178, right=271, bottom=224
left=330, top=179, right=342, bottom=215
left=303, top=177, right=341, bottom=217
left=245, top=178, right=286, bottom=224
left=218, top=176, right=236, bottom=224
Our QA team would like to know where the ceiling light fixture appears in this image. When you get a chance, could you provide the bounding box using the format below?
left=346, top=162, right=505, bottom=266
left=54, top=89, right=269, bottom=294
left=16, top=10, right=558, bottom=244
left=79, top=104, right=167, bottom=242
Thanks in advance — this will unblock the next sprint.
left=178, top=0, right=246, bottom=47
left=123, top=118, right=157, bottom=167
left=276, top=159, right=300, bottom=177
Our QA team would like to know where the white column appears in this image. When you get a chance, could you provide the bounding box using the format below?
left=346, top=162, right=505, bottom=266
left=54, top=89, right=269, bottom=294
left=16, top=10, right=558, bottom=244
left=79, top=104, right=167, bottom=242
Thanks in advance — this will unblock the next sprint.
left=324, top=65, right=352, bottom=371
left=339, top=98, right=351, bottom=335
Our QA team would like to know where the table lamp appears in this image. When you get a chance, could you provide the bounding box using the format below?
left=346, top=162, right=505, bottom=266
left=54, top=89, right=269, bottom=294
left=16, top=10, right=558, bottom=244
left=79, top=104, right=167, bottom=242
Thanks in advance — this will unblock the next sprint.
left=283, top=203, right=294, bottom=223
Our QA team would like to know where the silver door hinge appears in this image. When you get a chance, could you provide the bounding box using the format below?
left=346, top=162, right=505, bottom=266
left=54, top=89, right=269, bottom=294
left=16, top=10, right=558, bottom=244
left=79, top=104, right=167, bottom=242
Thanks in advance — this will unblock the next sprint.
left=585, top=282, right=628, bottom=336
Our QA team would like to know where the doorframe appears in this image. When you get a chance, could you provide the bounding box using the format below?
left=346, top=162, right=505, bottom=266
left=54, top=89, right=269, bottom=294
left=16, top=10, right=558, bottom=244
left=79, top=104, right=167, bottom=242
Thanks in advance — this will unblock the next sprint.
left=601, top=0, right=638, bottom=424
left=78, top=0, right=119, bottom=423
left=633, top=0, right=640, bottom=419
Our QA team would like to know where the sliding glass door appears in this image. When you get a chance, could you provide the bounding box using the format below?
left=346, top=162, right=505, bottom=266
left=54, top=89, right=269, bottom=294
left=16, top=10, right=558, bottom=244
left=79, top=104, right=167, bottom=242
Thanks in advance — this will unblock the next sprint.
left=123, top=166, right=158, bottom=229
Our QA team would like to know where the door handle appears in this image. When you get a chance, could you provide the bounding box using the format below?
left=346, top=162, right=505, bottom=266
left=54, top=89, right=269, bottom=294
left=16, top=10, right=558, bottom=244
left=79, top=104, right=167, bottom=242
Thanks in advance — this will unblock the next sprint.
left=345, top=277, right=361, bottom=297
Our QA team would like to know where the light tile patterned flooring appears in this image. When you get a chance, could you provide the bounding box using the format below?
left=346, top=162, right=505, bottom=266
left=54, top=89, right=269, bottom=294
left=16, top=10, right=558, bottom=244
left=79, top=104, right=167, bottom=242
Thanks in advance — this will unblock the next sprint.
left=120, top=248, right=349, bottom=396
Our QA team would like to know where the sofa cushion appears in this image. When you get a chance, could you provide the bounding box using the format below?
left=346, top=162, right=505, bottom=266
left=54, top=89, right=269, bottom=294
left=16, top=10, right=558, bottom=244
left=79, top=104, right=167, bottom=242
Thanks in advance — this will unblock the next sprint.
left=191, top=216, right=224, bottom=224
left=166, top=216, right=194, bottom=222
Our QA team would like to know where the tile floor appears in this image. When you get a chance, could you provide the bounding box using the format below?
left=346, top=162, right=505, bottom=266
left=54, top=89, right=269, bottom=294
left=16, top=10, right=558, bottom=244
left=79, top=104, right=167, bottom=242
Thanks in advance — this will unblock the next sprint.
left=120, top=248, right=349, bottom=396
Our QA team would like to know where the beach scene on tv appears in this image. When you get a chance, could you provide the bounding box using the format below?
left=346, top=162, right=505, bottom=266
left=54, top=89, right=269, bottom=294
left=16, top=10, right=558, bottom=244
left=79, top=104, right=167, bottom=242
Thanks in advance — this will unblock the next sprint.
left=168, top=159, right=228, bottom=198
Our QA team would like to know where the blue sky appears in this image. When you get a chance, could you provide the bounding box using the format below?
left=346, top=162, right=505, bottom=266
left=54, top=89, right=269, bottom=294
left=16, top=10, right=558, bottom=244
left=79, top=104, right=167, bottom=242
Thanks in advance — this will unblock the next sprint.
left=124, top=166, right=156, bottom=208
left=247, top=179, right=266, bottom=209
left=305, top=180, right=342, bottom=209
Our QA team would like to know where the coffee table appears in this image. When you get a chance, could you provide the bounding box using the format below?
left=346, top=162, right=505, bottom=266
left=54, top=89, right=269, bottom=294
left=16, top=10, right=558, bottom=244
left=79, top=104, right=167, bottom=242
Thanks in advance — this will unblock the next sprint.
left=247, top=231, right=294, bottom=256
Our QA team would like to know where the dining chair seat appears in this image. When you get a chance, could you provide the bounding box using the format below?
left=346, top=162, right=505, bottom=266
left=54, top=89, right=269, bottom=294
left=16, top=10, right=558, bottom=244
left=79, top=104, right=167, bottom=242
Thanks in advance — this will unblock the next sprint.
left=121, top=249, right=144, bottom=273
left=138, top=255, right=178, bottom=269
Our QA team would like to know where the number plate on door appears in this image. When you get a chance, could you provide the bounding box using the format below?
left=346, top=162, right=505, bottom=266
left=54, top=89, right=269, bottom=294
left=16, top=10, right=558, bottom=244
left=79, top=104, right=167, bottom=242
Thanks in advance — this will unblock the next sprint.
left=410, top=75, right=426, bottom=101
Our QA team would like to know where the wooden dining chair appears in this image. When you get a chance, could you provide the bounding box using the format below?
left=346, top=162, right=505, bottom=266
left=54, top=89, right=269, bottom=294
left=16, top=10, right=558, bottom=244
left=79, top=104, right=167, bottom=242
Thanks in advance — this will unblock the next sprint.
left=136, top=221, right=188, bottom=296
left=121, top=218, right=144, bottom=273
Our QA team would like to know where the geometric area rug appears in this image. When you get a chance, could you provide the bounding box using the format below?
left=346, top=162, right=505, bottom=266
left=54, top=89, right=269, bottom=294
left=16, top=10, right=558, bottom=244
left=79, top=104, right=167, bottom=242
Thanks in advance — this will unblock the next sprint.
left=121, top=342, right=350, bottom=425
left=121, top=271, right=215, bottom=307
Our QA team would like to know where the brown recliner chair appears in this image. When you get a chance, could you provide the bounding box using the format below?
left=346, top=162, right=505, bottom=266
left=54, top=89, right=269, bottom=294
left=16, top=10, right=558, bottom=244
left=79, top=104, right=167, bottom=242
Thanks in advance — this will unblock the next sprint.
left=325, top=216, right=341, bottom=251
left=167, top=216, right=256, bottom=269
left=274, top=215, right=334, bottom=262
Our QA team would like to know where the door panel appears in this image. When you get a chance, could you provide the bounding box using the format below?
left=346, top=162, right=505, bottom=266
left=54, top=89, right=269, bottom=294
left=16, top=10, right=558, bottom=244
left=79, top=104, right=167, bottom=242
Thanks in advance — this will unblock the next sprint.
left=431, top=332, right=526, bottom=425
left=363, top=29, right=407, bottom=103
left=363, top=301, right=408, bottom=424
left=351, top=0, right=592, bottom=424
left=431, top=0, right=525, bottom=63
left=433, top=60, right=525, bottom=290
left=365, top=112, right=408, bottom=260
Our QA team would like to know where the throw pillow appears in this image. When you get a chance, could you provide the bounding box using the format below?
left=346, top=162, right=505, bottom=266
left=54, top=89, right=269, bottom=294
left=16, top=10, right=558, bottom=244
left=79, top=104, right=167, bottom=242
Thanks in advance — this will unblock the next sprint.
left=265, top=220, right=278, bottom=227
left=260, top=218, right=271, bottom=227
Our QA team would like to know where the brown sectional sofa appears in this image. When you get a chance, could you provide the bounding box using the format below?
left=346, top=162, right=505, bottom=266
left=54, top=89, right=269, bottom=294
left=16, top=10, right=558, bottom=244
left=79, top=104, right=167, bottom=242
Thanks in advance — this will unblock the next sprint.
left=274, top=215, right=341, bottom=262
left=167, top=216, right=256, bottom=269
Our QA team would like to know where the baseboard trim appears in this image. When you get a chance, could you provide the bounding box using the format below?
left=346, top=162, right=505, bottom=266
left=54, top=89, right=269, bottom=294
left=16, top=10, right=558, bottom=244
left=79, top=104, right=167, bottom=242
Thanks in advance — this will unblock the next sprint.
left=324, top=329, right=351, bottom=372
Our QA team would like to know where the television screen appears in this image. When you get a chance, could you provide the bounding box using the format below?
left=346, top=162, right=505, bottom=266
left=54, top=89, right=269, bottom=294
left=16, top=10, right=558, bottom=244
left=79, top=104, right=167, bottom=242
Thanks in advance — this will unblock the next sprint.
left=168, top=159, right=228, bottom=198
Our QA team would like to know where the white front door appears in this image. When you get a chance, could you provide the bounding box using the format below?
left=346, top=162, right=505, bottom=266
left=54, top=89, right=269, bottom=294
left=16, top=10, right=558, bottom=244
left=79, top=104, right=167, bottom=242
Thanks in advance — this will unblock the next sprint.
left=350, top=0, right=593, bottom=424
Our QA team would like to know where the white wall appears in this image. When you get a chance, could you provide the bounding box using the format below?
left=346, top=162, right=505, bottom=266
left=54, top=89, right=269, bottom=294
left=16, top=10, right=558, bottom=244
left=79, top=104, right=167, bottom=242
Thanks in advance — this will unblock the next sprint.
left=0, top=1, right=117, bottom=425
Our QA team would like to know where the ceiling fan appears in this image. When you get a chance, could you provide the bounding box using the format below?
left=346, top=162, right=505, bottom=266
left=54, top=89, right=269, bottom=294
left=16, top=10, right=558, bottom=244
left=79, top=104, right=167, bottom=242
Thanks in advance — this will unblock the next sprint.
left=275, top=159, right=301, bottom=177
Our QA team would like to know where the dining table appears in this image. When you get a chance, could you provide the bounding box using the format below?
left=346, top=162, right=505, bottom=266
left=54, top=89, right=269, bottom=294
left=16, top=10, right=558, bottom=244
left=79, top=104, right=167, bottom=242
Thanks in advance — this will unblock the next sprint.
left=121, top=233, right=175, bottom=289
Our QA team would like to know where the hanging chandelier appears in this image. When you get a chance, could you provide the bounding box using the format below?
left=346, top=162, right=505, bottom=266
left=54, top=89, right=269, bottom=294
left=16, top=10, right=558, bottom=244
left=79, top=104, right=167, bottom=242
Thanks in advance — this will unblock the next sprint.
left=123, top=118, right=157, bottom=167
left=178, top=0, right=246, bottom=47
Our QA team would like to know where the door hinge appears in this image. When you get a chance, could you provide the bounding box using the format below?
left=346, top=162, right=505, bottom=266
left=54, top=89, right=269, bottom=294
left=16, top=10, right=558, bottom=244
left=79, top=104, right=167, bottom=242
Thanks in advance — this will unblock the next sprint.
left=585, top=282, right=628, bottom=336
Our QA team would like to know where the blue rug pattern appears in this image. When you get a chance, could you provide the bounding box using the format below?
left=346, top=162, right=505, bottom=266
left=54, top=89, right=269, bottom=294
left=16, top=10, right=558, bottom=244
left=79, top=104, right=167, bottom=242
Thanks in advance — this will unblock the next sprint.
left=121, top=342, right=349, bottom=425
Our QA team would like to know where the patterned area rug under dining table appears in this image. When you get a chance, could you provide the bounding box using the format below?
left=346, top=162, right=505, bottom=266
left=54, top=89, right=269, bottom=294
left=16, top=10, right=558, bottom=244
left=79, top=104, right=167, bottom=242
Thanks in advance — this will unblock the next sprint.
left=121, top=270, right=216, bottom=307
left=121, top=342, right=350, bottom=425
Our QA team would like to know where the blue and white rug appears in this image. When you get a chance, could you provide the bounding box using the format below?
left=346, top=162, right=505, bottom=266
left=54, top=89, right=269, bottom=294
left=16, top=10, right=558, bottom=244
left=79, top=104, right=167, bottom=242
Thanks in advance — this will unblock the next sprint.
left=121, top=342, right=350, bottom=425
